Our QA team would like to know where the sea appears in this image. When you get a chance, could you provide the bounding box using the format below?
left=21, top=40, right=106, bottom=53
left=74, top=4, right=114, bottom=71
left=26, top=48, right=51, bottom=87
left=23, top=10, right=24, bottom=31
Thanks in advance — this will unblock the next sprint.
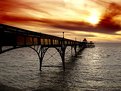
left=0, top=43, right=121, bottom=91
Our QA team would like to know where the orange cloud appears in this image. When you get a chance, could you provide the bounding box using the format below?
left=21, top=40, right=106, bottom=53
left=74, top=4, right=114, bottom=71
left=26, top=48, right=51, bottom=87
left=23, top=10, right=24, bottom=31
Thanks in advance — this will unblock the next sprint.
left=1, top=0, right=121, bottom=42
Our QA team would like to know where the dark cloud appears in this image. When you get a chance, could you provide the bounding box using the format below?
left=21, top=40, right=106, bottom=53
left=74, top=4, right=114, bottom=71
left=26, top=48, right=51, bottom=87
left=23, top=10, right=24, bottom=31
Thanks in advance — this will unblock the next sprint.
left=35, top=18, right=121, bottom=34
left=1, top=15, right=121, bottom=34
left=97, top=2, right=121, bottom=32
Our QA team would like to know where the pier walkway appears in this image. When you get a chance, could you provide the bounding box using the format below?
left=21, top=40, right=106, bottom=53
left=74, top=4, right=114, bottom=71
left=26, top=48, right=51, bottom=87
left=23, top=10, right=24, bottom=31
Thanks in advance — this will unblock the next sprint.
left=0, top=24, right=94, bottom=71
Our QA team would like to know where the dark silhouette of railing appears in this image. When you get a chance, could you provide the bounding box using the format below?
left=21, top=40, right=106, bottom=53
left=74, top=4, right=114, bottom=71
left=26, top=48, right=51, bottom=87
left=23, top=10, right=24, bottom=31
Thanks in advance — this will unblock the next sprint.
left=0, top=24, right=94, bottom=71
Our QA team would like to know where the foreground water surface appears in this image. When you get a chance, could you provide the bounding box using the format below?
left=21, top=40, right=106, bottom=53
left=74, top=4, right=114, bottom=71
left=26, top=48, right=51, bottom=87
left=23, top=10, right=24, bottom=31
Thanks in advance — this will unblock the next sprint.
left=0, top=43, right=121, bottom=91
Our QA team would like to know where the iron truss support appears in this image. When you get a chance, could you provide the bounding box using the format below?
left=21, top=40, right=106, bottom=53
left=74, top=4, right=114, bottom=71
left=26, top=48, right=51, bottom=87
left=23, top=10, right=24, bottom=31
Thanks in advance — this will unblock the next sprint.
left=39, top=46, right=49, bottom=71
left=55, top=46, right=66, bottom=71
left=30, top=45, right=67, bottom=71
left=30, top=46, right=48, bottom=71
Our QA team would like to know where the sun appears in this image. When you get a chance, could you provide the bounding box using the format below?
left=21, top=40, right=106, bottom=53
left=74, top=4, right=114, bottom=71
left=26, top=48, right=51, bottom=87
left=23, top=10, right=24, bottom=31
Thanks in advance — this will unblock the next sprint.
left=86, top=10, right=101, bottom=25
left=87, top=14, right=100, bottom=25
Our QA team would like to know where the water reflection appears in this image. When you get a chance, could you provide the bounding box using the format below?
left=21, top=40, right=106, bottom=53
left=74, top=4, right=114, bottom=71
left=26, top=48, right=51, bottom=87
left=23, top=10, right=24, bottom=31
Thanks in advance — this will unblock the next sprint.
left=0, top=44, right=121, bottom=91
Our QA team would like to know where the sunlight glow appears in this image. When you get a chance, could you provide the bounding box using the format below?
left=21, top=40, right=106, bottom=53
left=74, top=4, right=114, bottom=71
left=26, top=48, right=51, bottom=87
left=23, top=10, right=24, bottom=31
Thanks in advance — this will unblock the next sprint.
left=87, top=10, right=101, bottom=25
left=63, top=0, right=101, bottom=25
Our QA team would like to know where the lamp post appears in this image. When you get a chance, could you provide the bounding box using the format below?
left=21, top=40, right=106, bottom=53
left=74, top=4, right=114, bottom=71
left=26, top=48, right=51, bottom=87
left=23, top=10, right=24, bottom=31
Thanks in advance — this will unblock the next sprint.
left=63, top=32, right=64, bottom=39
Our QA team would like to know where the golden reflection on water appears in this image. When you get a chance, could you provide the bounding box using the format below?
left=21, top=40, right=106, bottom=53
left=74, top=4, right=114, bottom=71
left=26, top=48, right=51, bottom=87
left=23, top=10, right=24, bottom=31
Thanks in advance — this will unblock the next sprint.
left=84, top=47, right=105, bottom=87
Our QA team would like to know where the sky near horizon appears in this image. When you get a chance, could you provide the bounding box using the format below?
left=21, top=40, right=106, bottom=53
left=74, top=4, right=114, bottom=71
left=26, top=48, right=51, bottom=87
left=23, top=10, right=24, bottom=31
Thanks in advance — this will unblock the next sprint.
left=1, top=0, right=121, bottom=42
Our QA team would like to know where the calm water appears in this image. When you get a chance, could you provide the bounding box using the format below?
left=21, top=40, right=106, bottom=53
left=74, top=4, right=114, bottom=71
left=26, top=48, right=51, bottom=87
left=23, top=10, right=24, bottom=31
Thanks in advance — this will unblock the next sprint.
left=0, top=43, right=121, bottom=91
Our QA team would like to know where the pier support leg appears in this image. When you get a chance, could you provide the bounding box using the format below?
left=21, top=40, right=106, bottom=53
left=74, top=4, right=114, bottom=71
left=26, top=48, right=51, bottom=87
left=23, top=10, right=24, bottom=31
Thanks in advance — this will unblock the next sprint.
left=39, top=54, right=43, bottom=71
left=37, top=47, right=48, bottom=71
left=61, top=46, right=66, bottom=71
left=62, top=51, right=65, bottom=71
left=56, top=46, right=66, bottom=71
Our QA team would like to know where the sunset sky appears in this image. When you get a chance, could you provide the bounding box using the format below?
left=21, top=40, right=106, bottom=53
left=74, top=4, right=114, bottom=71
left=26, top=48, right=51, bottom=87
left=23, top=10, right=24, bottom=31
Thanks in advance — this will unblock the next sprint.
left=1, top=0, right=121, bottom=42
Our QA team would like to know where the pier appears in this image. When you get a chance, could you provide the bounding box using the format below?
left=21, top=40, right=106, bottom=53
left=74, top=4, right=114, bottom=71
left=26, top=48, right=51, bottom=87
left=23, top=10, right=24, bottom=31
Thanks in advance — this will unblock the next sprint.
left=0, top=24, right=94, bottom=71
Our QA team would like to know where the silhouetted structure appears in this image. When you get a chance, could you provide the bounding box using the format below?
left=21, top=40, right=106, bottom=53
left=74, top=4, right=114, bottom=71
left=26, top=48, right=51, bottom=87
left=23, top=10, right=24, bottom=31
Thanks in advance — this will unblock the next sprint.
left=82, top=38, right=88, bottom=47
left=0, top=24, right=95, bottom=71
left=83, top=38, right=88, bottom=43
